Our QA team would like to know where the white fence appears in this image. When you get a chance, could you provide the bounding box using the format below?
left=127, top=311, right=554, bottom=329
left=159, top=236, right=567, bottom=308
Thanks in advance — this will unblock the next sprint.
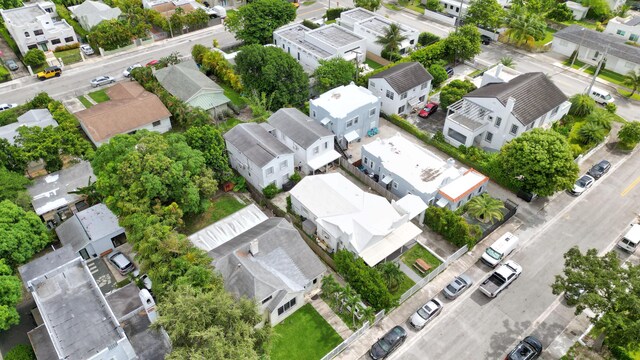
left=320, top=309, right=386, bottom=360
left=398, top=245, right=468, bottom=304
left=423, top=9, right=457, bottom=26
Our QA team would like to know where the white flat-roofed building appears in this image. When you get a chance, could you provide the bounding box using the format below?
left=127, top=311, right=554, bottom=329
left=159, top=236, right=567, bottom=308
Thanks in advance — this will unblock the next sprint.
left=273, top=23, right=366, bottom=72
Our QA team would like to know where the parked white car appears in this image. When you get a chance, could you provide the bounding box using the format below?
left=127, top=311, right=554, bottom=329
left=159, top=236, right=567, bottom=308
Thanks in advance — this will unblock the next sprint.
left=90, top=76, right=115, bottom=87
left=123, top=63, right=142, bottom=77
left=0, top=103, right=17, bottom=112
left=409, top=298, right=442, bottom=330
left=80, top=44, right=94, bottom=56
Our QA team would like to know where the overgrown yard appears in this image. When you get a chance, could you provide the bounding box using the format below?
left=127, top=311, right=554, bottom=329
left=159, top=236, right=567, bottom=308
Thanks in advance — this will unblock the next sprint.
left=216, top=118, right=242, bottom=133
left=552, top=107, right=616, bottom=157
left=88, top=89, right=110, bottom=103
left=271, top=303, right=343, bottom=360
left=534, top=27, right=556, bottom=47
left=401, top=244, right=443, bottom=277
left=181, top=193, right=246, bottom=235
left=54, top=48, right=82, bottom=65
left=584, top=66, right=627, bottom=87
left=218, top=82, right=246, bottom=107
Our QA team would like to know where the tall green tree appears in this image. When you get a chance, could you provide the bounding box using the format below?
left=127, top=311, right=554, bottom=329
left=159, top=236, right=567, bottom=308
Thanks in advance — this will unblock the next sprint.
left=312, top=58, right=357, bottom=93
left=23, top=49, right=46, bottom=68
left=224, top=0, right=296, bottom=44
left=547, top=2, right=574, bottom=21
left=0, top=260, right=21, bottom=331
left=552, top=247, right=640, bottom=352
left=235, top=44, right=309, bottom=110
left=91, top=131, right=218, bottom=216
left=504, top=9, right=546, bottom=47
left=375, top=23, right=408, bottom=55
left=355, top=0, right=381, bottom=11
left=157, top=284, right=271, bottom=359
left=465, top=194, right=505, bottom=223
left=334, top=250, right=395, bottom=311
left=439, top=79, right=477, bottom=109
left=623, top=70, right=640, bottom=96
left=0, top=167, right=31, bottom=210
left=444, top=25, right=482, bottom=62
left=0, top=139, right=27, bottom=175
left=184, top=125, right=233, bottom=183
left=428, top=64, right=448, bottom=88
left=0, top=200, right=51, bottom=267
left=581, top=0, right=610, bottom=20
left=618, top=121, right=640, bottom=148
left=88, top=19, right=134, bottom=51
left=0, top=0, right=22, bottom=9
left=113, top=0, right=152, bottom=38
left=497, top=128, right=578, bottom=196
left=465, top=0, right=506, bottom=31
left=377, top=261, right=405, bottom=291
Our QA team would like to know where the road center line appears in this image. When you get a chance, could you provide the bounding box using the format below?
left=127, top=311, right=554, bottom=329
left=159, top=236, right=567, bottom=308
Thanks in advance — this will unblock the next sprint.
left=621, top=175, right=640, bottom=196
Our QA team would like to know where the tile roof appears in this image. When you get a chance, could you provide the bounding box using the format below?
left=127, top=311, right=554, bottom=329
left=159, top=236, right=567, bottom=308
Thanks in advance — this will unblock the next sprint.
left=223, top=123, right=293, bottom=167
left=464, top=72, right=567, bottom=126
left=75, top=82, right=171, bottom=144
left=554, top=25, right=640, bottom=65
left=369, top=62, right=433, bottom=94
left=268, top=108, right=333, bottom=148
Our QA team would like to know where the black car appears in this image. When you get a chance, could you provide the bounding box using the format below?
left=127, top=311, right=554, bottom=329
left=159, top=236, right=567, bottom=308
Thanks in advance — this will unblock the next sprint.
left=369, top=326, right=407, bottom=359
left=445, top=66, right=454, bottom=77
left=480, top=35, right=492, bottom=45
left=506, top=336, right=543, bottom=360
left=587, top=159, right=611, bottom=179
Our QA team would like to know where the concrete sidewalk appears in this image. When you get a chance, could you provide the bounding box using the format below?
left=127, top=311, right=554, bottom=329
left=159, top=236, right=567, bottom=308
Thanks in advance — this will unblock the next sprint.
left=310, top=296, right=354, bottom=340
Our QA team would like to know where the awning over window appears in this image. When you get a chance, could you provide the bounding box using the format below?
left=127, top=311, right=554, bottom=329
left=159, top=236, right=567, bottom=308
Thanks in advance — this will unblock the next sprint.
left=344, top=130, right=359, bottom=143
left=381, top=176, right=393, bottom=185
left=307, top=150, right=341, bottom=170
left=320, top=117, right=331, bottom=125
left=436, top=197, right=449, bottom=208
left=408, top=97, right=421, bottom=108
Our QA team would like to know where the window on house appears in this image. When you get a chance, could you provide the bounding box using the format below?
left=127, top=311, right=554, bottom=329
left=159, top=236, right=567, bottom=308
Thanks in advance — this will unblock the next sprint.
left=386, top=90, right=394, bottom=100
left=421, top=83, right=428, bottom=90
left=353, top=116, right=359, bottom=124
left=551, top=106, right=559, bottom=116
left=495, top=117, right=502, bottom=127
left=313, top=146, right=319, bottom=154
left=274, top=39, right=277, bottom=45
left=297, top=53, right=300, bottom=60
left=346, top=120, right=353, bottom=127
left=280, top=160, right=288, bottom=169
left=24, top=32, right=30, bottom=38
left=293, top=144, right=298, bottom=150
left=64, top=36, right=74, bottom=42
left=393, top=181, right=398, bottom=189
left=456, top=6, right=459, bottom=11
left=398, top=105, right=405, bottom=113
left=370, top=81, right=375, bottom=88
left=369, top=108, right=376, bottom=116
left=152, top=120, right=161, bottom=127
left=617, top=29, right=626, bottom=36
left=44, top=7, right=52, bottom=12
left=34, top=29, right=44, bottom=36
left=400, top=92, right=407, bottom=100
left=363, top=157, right=368, bottom=165
left=287, top=47, right=290, bottom=53
left=370, top=161, right=375, bottom=169
left=266, top=167, right=274, bottom=175
left=510, top=124, right=519, bottom=135
left=312, top=110, right=316, bottom=117
left=313, top=278, right=318, bottom=284
left=419, top=95, right=425, bottom=102
left=630, top=34, right=639, bottom=42
left=277, top=298, right=297, bottom=316
left=51, top=38, right=60, bottom=45
left=324, top=142, right=328, bottom=149
left=485, top=132, right=493, bottom=143
left=261, top=295, right=272, bottom=304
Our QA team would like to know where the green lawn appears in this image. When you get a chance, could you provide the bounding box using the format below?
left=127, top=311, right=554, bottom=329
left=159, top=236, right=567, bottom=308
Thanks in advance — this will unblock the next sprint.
left=534, top=27, right=556, bottom=47
left=584, top=66, right=627, bottom=87
left=382, top=2, right=403, bottom=10
left=181, top=193, right=246, bottom=235
left=617, top=88, right=640, bottom=101
left=216, top=117, right=242, bottom=133
left=407, top=2, right=426, bottom=12
left=389, top=272, right=415, bottom=301
left=88, top=89, right=110, bottom=103
left=218, top=82, right=246, bottom=108
left=302, top=0, right=315, bottom=4
left=271, top=303, right=343, bottom=360
left=401, top=245, right=443, bottom=277
left=562, top=58, right=586, bottom=69
left=560, top=19, right=599, bottom=30
left=54, top=48, right=82, bottom=65
left=365, top=58, right=383, bottom=70
left=78, top=96, right=93, bottom=108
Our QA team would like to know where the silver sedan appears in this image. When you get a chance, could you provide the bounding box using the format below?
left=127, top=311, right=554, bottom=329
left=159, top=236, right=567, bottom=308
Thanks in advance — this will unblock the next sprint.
left=442, top=274, right=473, bottom=300
left=90, top=76, right=115, bottom=87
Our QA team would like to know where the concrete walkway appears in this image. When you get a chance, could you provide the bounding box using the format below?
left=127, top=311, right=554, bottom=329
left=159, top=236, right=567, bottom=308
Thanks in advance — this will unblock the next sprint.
left=398, top=260, right=423, bottom=283
left=310, top=296, right=354, bottom=340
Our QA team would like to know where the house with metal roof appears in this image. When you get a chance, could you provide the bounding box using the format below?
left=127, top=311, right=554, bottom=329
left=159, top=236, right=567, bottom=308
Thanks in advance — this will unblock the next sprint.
left=443, top=68, right=570, bottom=151
left=154, top=59, right=230, bottom=118
left=338, top=8, right=418, bottom=56
left=310, top=82, right=380, bottom=149
left=0, top=109, right=57, bottom=145
left=189, top=208, right=326, bottom=326
left=368, top=62, right=433, bottom=116
left=68, top=0, right=122, bottom=31
left=55, top=203, right=127, bottom=259
left=223, top=123, right=295, bottom=191
left=273, top=23, right=367, bottom=72
left=290, top=173, right=424, bottom=266
left=266, top=108, right=340, bottom=175
left=18, top=251, right=170, bottom=360
left=552, top=25, right=640, bottom=75
left=361, top=133, right=488, bottom=210
left=27, top=160, right=94, bottom=227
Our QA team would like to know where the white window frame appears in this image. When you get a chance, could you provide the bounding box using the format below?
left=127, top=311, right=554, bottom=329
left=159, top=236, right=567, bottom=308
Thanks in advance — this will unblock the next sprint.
left=266, top=167, right=274, bottom=175
left=510, top=124, right=519, bottom=135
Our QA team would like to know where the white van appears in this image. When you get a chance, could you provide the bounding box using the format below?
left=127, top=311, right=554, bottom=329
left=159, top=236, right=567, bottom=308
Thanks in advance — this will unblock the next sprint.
left=617, top=224, right=640, bottom=253
left=481, top=232, right=519, bottom=268
left=589, top=87, right=614, bottom=105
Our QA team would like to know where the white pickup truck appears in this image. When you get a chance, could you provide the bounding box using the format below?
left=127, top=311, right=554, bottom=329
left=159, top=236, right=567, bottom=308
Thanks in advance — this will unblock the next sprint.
left=479, top=260, right=522, bottom=298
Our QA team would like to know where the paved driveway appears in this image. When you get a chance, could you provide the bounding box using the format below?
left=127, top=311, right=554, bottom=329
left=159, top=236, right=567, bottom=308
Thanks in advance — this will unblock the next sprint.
left=87, top=257, right=116, bottom=294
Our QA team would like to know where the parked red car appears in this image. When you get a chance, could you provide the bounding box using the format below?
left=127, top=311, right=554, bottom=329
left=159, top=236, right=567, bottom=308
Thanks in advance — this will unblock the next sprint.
left=418, top=102, right=439, bottom=118
left=146, top=60, right=160, bottom=67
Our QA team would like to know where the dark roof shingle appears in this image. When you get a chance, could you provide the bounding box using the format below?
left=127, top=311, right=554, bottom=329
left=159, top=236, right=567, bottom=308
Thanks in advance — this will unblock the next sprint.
left=268, top=108, right=333, bottom=148
left=464, top=72, right=567, bottom=125
left=370, top=62, right=433, bottom=94
left=554, top=25, right=640, bottom=65
left=223, top=123, right=293, bottom=167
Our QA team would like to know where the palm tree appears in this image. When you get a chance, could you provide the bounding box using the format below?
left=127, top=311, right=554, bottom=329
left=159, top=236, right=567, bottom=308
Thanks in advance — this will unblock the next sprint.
left=321, top=275, right=340, bottom=306
left=377, top=261, right=404, bottom=291
left=504, top=12, right=545, bottom=48
left=500, top=56, right=515, bottom=68
left=360, top=305, right=375, bottom=325
left=623, top=70, right=640, bottom=96
left=466, top=194, right=505, bottom=224
left=338, top=284, right=356, bottom=314
left=569, top=94, right=596, bottom=117
left=579, top=122, right=607, bottom=144
left=375, top=23, right=407, bottom=55
left=586, top=111, right=612, bottom=130
left=345, top=292, right=363, bottom=326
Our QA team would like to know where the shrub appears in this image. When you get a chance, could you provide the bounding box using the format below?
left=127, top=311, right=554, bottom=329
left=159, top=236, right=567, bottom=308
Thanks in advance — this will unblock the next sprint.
left=618, top=121, right=640, bottom=149
left=326, top=7, right=350, bottom=20
left=424, top=206, right=481, bottom=248
left=289, top=172, right=301, bottom=183
left=569, top=94, right=595, bottom=117
left=334, top=250, right=395, bottom=311
left=428, top=64, right=448, bottom=88
left=4, top=344, right=35, bottom=360
left=302, top=19, right=320, bottom=29
left=23, top=49, right=46, bottom=68
left=547, top=2, right=574, bottom=21
left=439, top=79, right=477, bottom=109
left=201, top=48, right=243, bottom=92
left=425, top=0, right=444, bottom=11
left=262, top=183, right=280, bottom=199
left=286, top=195, right=292, bottom=213
left=191, top=44, right=208, bottom=64
left=605, top=102, right=617, bottom=113
left=53, top=43, right=80, bottom=52
left=381, top=49, right=402, bottom=62
left=418, top=32, right=440, bottom=46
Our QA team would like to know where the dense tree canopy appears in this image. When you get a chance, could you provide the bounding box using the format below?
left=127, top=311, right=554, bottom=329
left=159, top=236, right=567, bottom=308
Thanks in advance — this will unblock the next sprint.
left=0, top=0, right=22, bottom=9
left=497, top=128, right=578, bottom=196
left=504, top=9, right=547, bottom=47
left=335, top=250, right=395, bottom=311
left=184, top=125, right=233, bottom=183
left=0, top=167, right=31, bottom=210
left=224, top=0, right=296, bottom=44
left=439, top=79, right=477, bottom=109
left=89, top=19, right=134, bottom=51
left=0, top=260, right=21, bottom=331
left=618, top=121, right=640, bottom=148
left=444, top=25, right=482, bottom=62
left=235, top=44, right=309, bottom=110
left=91, top=131, right=218, bottom=216
left=355, top=0, right=381, bottom=11
left=312, top=58, right=357, bottom=94
left=465, top=0, right=506, bottom=31
left=547, top=2, right=574, bottom=21
left=0, top=200, right=50, bottom=268
left=23, top=49, right=46, bottom=68
left=552, top=247, right=640, bottom=352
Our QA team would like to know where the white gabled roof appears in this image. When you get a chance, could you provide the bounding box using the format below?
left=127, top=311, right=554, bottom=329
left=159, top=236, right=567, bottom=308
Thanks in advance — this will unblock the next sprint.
left=188, top=204, right=267, bottom=251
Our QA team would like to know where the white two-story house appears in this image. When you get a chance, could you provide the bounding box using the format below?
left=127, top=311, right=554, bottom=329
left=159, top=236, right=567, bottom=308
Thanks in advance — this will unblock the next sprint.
left=267, top=108, right=341, bottom=175
left=273, top=23, right=367, bottom=73
left=604, top=15, right=640, bottom=43
left=224, top=123, right=295, bottom=191
left=338, top=8, right=418, bottom=56
left=0, top=1, right=78, bottom=55
left=368, top=62, right=433, bottom=116
left=443, top=69, right=570, bottom=151
left=309, top=82, right=380, bottom=149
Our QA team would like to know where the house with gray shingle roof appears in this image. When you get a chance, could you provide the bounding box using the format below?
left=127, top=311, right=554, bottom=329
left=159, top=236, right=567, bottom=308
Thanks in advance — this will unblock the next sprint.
left=189, top=213, right=326, bottom=326
left=223, top=123, right=295, bottom=191
left=68, top=0, right=122, bottom=31
left=443, top=67, right=570, bottom=151
left=0, top=109, right=57, bottom=145
left=267, top=108, right=340, bottom=175
left=368, top=62, right=433, bottom=116
left=154, top=59, right=231, bottom=118
left=552, top=25, right=640, bottom=75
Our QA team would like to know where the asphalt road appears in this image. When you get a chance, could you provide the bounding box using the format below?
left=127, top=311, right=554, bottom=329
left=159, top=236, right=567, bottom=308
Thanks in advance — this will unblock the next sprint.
left=388, top=143, right=640, bottom=359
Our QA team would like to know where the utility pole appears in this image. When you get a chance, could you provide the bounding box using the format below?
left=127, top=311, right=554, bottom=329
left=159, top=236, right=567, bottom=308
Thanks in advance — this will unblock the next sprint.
left=570, top=28, right=586, bottom=68
left=586, top=44, right=609, bottom=96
